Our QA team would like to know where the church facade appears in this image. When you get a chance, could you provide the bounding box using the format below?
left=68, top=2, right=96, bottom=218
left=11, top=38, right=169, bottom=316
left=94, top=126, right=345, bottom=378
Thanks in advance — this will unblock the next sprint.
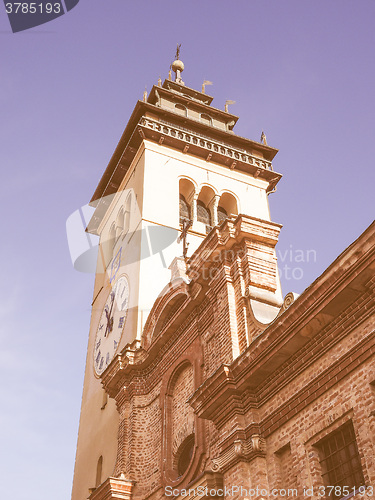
left=71, top=58, right=375, bottom=500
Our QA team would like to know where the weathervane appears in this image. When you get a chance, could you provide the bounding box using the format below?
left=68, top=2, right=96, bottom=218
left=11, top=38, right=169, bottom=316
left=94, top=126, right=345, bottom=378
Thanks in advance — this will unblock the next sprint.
left=171, top=44, right=185, bottom=85
left=202, top=80, right=213, bottom=94
left=225, top=99, right=236, bottom=112
left=260, top=130, right=268, bottom=145
left=175, top=43, right=181, bottom=60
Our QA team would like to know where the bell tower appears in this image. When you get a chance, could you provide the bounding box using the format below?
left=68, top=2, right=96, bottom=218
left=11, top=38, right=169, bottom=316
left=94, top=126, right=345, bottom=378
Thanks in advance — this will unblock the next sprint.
left=71, top=54, right=283, bottom=500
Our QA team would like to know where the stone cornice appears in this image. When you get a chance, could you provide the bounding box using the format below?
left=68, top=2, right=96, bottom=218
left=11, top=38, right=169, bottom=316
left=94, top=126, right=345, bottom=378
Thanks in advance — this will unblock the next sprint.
left=190, top=323, right=375, bottom=429
left=260, top=329, right=375, bottom=437
left=171, top=471, right=224, bottom=500
left=138, top=117, right=281, bottom=189
left=186, top=214, right=282, bottom=284
left=89, top=477, right=135, bottom=500
left=189, top=222, right=375, bottom=427
left=88, top=95, right=280, bottom=232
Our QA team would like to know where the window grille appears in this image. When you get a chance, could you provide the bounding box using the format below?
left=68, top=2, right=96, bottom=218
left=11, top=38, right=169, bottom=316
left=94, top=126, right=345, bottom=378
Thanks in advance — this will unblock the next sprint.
left=179, top=195, right=190, bottom=224
left=197, top=200, right=211, bottom=233
left=217, top=206, right=228, bottom=224
left=317, top=421, right=365, bottom=498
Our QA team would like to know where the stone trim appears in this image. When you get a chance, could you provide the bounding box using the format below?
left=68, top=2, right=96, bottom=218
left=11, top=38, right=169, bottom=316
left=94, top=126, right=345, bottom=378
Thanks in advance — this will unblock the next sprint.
left=261, top=330, right=375, bottom=437
left=89, top=477, right=135, bottom=500
left=160, top=340, right=206, bottom=488
left=139, top=117, right=274, bottom=172
left=211, top=435, right=266, bottom=473
left=171, top=471, right=224, bottom=500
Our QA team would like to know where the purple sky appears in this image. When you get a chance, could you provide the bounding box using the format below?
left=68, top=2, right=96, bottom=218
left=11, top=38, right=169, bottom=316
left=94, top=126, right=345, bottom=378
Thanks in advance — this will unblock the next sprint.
left=1, top=2, right=374, bottom=499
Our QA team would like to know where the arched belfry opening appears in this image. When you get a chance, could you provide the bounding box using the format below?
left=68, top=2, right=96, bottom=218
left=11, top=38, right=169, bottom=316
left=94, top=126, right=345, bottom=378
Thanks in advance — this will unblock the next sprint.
left=196, top=185, right=215, bottom=234
left=179, top=178, right=195, bottom=225
left=218, top=192, right=238, bottom=224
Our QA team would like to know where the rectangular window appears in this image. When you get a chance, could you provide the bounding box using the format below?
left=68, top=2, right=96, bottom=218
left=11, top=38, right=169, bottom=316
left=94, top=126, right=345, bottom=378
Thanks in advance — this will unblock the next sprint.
left=317, top=421, right=365, bottom=498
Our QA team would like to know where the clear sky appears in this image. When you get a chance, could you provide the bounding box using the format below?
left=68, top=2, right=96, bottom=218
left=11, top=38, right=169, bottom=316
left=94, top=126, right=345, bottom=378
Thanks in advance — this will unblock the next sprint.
left=0, top=2, right=374, bottom=499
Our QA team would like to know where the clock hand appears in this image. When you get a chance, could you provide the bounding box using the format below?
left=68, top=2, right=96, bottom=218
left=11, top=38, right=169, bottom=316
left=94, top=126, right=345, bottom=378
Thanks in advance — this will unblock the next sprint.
left=106, top=291, right=116, bottom=336
left=104, top=307, right=110, bottom=337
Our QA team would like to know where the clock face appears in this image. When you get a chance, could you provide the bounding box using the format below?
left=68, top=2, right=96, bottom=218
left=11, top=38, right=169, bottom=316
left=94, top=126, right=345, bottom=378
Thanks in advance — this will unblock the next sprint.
left=93, top=275, right=130, bottom=376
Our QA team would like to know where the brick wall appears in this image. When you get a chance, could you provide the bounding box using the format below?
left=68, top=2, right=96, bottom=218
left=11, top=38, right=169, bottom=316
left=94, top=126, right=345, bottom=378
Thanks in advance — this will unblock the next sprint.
left=96, top=219, right=375, bottom=500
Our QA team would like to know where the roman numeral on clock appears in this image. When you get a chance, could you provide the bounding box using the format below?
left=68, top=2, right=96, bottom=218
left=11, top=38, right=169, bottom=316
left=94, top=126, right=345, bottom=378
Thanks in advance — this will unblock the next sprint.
left=95, top=350, right=101, bottom=365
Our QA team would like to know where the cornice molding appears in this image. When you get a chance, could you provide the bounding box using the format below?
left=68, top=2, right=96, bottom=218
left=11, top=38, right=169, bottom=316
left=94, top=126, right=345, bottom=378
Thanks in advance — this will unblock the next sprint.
left=89, top=476, right=135, bottom=500
left=138, top=117, right=281, bottom=189
left=189, top=321, right=375, bottom=428
left=211, top=434, right=266, bottom=473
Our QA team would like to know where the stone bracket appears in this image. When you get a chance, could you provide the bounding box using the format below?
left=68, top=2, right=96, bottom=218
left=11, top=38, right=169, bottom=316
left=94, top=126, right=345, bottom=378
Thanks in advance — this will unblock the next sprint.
left=211, top=435, right=266, bottom=473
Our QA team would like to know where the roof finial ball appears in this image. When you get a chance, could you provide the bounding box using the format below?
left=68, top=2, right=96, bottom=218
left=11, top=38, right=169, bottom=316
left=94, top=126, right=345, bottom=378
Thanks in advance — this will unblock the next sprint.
left=171, top=43, right=185, bottom=86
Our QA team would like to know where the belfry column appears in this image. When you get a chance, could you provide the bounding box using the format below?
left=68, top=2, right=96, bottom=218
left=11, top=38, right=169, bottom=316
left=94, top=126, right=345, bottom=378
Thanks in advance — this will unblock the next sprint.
left=191, top=193, right=198, bottom=224
left=209, top=194, right=220, bottom=227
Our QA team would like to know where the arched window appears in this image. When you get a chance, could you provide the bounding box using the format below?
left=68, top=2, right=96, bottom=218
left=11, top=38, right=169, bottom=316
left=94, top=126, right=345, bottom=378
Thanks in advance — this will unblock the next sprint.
left=95, top=456, right=103, bottom=487
left=109, top=223, right=116, bottom=248
left=200, top=114, right=212, bottom=126
left=124, top=195, right=131, bottom=234
left=197, top=185, right=215, bottom=234
left=218, top=192, right=238, bottom=221
left=175, top=103, right=187, bottom=117
left=179, top=178, right=195, bottom=226
left=217, top=206, right=228, bottom=225
left=179, top=194, right=190, bottom=224
left=165, top=362, right=196, bottom=482
left=197, top=200, right=211, bottom=230
left=116, top=208, right=124, bottom=239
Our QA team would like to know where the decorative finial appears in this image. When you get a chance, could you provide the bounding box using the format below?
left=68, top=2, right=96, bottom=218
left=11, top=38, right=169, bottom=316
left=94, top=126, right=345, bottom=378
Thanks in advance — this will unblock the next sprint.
left=202, top=80, right=213, bottom=94
left=157, top=76, right=162, bottom=86
left=168, top=69, right=172, bottom=80
left=260, top=130, right=267, bottom=145
left=171, top=43, right=185, bottom=85
left=143, top=87, right=148, bottom=102
left=225, top=100, right=236, bottom=113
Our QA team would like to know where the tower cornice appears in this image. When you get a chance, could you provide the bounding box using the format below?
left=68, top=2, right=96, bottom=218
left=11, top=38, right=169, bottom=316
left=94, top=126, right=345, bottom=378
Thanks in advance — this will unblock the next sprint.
left=88, top=97, right=280, bottom=234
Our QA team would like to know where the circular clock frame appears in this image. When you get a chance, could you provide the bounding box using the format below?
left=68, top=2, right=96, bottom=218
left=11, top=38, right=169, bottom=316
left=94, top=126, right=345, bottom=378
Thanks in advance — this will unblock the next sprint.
left=93, top=275, right=130, bottom=376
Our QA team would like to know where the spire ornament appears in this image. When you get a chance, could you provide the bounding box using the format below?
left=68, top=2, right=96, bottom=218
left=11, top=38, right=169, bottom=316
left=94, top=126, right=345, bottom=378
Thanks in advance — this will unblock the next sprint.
left=171, top=43, right=185, bottom=85
left=260, top=130, right=267, bottom=145
left=225, top=99, right=236, bottom=113
left=202, top=80, right=213, bottom=94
